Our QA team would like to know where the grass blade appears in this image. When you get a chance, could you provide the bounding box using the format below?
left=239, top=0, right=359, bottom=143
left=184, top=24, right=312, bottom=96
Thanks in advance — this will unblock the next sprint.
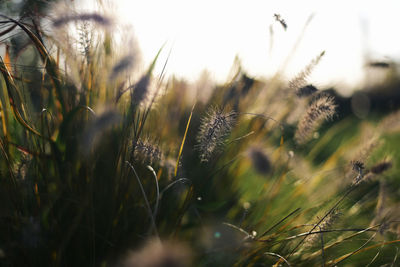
left=174, top=102, right=196, bottom=177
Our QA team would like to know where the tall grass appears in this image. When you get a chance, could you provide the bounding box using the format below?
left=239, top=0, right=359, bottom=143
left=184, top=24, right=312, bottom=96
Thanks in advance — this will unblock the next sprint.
left=0, top=5, right=400, bottom=267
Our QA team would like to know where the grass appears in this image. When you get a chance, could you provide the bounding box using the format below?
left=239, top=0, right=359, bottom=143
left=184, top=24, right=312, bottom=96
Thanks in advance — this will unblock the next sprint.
left=0, top=3, right=400, bottom=267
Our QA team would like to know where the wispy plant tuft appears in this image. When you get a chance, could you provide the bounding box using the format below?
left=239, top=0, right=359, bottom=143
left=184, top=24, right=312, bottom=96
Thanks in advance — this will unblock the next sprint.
left=354, top=160, right=392, bottom=183
left=295, top=94, right=336, bottom=144
left=131, top=74, right=151, bottom=106
left=296, top=84, right=318, bottom=98
left=196, top=107, right=236, bottom=162
left=133, top=139, right=162, bottom=165
left=274, top=13, right=287, bottom=30
left=52, top=13, right=112, bottom=28
left=370, top=160, right=392, bottom=175
left=289, top=51, right=325, bottom=95
left=304, top=209, right=341, bottom=247
left=109, top=55, right=135, bottom=81
left=352, top=160, right=366, bottom=184
left=78, top=21, right=93, bottom=61
left=248, top=146, right=272, bottom=175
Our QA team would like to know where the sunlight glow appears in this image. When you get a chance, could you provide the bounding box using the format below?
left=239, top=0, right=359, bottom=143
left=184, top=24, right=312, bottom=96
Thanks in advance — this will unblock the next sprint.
left=110, top=0, right=400, bottom=94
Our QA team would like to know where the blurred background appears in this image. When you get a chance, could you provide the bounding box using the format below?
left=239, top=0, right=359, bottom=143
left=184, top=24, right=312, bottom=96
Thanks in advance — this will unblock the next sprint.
left=2, top=0, right=400, bottom=95
left=113, top=0, right=400, bottom=95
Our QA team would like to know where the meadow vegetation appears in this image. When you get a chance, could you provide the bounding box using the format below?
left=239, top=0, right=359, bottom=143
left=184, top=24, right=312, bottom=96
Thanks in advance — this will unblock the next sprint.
left=0, top=1, right=400, bottom=266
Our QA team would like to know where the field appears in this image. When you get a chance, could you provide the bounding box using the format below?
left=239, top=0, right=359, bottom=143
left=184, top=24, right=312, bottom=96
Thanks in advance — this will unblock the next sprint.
left=0, top=1, right=400, bottom=266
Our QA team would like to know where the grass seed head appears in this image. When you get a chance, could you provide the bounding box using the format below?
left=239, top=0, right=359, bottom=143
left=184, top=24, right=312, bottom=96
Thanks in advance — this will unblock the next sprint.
left=289, top=51, right=325, bottom=95
left=296, top=84, right=318, bottom=98
left=110, top=55, right=135, bottom=81
left=131, top=75, right=150, bottom=106
left=248, top=147, right=272, bottom=175
left=133, top=139, right=162, bottom=165
left=196, top=107, right=236, bottom=162
left=274, top=13, right=287, bottom=30
left=351, top=160, right=365, bottom=184
left=305, top=209, right=341, bottom=247
left=370, top=161, right=392, bottom=175
left=295, top=94, right=336, bottom=144
left=53, top=13, right=112, bottom=28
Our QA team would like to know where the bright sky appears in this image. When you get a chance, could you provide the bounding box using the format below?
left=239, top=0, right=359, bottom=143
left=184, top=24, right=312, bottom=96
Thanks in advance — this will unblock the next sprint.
left=86, top=0, right=400, bottom=94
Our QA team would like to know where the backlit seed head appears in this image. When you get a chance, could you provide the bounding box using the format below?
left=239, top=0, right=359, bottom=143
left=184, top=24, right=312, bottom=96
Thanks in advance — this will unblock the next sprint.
left=289, top=51, right=325, bottom=94
left=132, top=139, right=162, bottom=165
left=304, top=209, right=341, bottom=247
left=351, top=160, right=365, bottom=184
left=295, top=94, right=336, bottom=145
left=131, top=75, right=150, bottom=106
left=196, top=107, right=236, bottom=162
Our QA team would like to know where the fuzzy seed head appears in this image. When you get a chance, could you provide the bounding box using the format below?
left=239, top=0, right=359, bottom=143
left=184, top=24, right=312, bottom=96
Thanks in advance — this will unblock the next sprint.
left=305, top=209, right=341, bottom=247
left=53, top=13, right=111, bottom=28
left=352, top=160, right=365, bottom=184
left=352, top=160, right=365, bottom=172
left=196, top=108, right=236, bottom=162
left=131, top=75, right=150, bottom=106
left=370, top=161, right=392, bottom=175
left=133, top=139, right=162, bottom=165
left=295, top=94, right=336, bottom=144
left=248, top=147, right=272, bottom=175
left=289, top=51, right=325, bottom=94
left=274, top=13, right=287, bottom=30
left=110, top=55, right=135, bottom=80
left=296, top=84, right=318, bottom=98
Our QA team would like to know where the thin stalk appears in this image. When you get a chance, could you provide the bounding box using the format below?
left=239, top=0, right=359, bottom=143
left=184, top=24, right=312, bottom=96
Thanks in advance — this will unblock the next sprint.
left=146, top=165, right=160, bottom=222
left=260, top=208, right=301, bottom=238
left=265, top=252, right=291, bottom=267
left=126, top=161, right=159, bottom=238
left=333, top=232, right=377, bottom=266
left=159, top=178, right=191, bottom=199
left=319, top=226, right=325, bottom=267
left=174, top=102, right=196, bottom=177
left=288, top=184, right=356, bottom=257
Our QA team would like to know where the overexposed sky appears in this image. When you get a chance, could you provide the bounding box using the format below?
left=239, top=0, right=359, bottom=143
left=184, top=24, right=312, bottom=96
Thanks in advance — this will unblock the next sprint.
left=81, top=0, right=400, bottom=94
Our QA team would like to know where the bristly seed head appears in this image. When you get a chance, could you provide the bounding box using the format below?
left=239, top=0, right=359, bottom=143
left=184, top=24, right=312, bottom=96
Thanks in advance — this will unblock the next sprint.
left=248, top=147, right=272, bottom=175
left=289, top=51, right=325, bottom=95
left=295, top=94, right=336, bottom=145
left=351, top=160, right=365, bottom=184
left=132, top=139, right=162, bottom=165
left=296, top=84, right=318, bottom=98
left=305, top=209, right=341, bottom=247
left=53, top=13, right=111, bottom=28
left=131, top=75, right=150, bottom=106
left=109, top=55, right=135, bottom=80
left=273, top=13, right=287, bottom=30
left=352, top=160, right=365, bottom=172
left=370, top=161, right=392, bottom=175
left=196, top=107, right=236, bottom=162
